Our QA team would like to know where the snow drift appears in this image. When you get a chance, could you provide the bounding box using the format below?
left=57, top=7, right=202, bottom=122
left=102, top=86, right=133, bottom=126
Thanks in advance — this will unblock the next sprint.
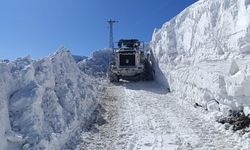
left=0, top=48, right=100, bottom=149
left=151, top=0, right=250, bottom=114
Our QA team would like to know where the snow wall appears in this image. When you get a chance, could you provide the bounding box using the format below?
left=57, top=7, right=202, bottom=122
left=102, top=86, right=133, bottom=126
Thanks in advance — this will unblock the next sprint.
left=0, top=48, right=99, bottom=149
left=151, top=0, right=250, bottom=114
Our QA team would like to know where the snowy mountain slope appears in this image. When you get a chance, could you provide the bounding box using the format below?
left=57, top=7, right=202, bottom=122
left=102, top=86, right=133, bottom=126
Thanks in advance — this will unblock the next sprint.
left=151, top=0, right=250, bottom=114
left=77, top=49, right=112, bottom=77
left=72, top=55, right=88, bottom=63
left=0, top=48, right=100, bottom=150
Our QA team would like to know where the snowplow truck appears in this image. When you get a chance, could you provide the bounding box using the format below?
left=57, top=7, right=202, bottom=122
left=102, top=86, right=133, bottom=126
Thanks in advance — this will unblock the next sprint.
left=108, top=39, right=154, bottom=82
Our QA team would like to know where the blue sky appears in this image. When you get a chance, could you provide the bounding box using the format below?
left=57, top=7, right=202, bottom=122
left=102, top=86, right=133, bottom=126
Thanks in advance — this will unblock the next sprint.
left=0, top=0, right=197, bottom=60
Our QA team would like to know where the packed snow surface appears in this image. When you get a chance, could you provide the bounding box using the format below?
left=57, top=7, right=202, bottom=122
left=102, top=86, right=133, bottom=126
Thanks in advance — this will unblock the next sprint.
left=151, top=0, right=250, bottom=114
left=0, top=48, right=100, bottom=149
left=78, top=81, right=250, bottom=149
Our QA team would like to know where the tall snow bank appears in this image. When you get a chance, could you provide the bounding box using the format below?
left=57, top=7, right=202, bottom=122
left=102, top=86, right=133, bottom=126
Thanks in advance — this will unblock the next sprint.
left=0, top=47, right=99, bottom=149
left=151, top=0, right=250, bottom=114
left=78, top=49, right=112, bottom=77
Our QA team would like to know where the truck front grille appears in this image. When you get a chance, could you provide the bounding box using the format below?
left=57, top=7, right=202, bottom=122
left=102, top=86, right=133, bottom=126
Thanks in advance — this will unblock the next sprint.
left=119, top=54, right=135, bottom=67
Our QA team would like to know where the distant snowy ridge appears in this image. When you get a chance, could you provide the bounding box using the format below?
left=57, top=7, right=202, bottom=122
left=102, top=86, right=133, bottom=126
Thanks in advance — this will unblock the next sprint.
left=78, top=49, right=112, bottom=77
left=0, top=47, right=100, bottom=149
left=72, top=55, right=88, bottom=63
left=151, top=0, right=250, bottom=114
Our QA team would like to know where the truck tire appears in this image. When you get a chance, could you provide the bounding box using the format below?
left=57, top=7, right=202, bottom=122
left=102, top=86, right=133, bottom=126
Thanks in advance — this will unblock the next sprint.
left=143, top=59, right=154, bottom=81
left=108, top=72, right=119, bottom=82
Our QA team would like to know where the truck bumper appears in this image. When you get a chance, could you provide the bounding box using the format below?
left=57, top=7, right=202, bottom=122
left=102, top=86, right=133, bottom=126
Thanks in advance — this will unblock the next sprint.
left=111, top=67, right=144, bottom=76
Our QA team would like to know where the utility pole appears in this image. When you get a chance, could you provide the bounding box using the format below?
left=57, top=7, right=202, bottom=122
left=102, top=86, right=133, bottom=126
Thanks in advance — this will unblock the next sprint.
left=107, top=19, right=118, bottom=52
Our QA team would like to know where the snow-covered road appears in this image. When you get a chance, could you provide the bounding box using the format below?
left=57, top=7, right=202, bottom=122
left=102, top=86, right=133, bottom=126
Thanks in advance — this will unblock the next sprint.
left=78, top=81, right=249, bottom=150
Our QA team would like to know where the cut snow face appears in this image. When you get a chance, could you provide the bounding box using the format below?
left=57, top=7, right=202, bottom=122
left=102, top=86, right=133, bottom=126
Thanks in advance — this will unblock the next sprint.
left=0, top=47, right=100, bottom=150
left=151, top=0, right=250, bottom=116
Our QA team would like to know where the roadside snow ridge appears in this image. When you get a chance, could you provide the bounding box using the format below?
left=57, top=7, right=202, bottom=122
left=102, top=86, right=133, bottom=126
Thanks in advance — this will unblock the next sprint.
left=151, top=0, right=250, bottom=115
left=0, top=47, right=99, bottom=149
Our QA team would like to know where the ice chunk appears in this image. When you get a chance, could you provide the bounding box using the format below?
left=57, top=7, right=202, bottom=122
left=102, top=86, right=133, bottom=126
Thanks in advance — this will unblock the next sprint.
left=207, top=100, right=220, bottom=112
left=244, top=106, right=250, bottom=116
left=229, top=60, right=239, bottom=75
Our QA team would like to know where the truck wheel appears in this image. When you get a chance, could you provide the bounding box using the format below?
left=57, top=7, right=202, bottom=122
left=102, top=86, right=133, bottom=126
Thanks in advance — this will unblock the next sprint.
left=143, top=60, right=154, bottom=81
left=109, top=73, right=119, bottom=82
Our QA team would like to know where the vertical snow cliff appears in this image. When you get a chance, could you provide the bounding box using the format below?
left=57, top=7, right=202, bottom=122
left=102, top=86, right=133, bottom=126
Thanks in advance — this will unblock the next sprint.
left=151, top=0, right=250, bottom=114
left=0, top=48, right=99, bottom=149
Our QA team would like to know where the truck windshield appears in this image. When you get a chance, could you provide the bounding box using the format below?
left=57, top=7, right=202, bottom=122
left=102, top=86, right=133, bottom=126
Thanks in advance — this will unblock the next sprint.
left=118, top=39, right=140, bottom=49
